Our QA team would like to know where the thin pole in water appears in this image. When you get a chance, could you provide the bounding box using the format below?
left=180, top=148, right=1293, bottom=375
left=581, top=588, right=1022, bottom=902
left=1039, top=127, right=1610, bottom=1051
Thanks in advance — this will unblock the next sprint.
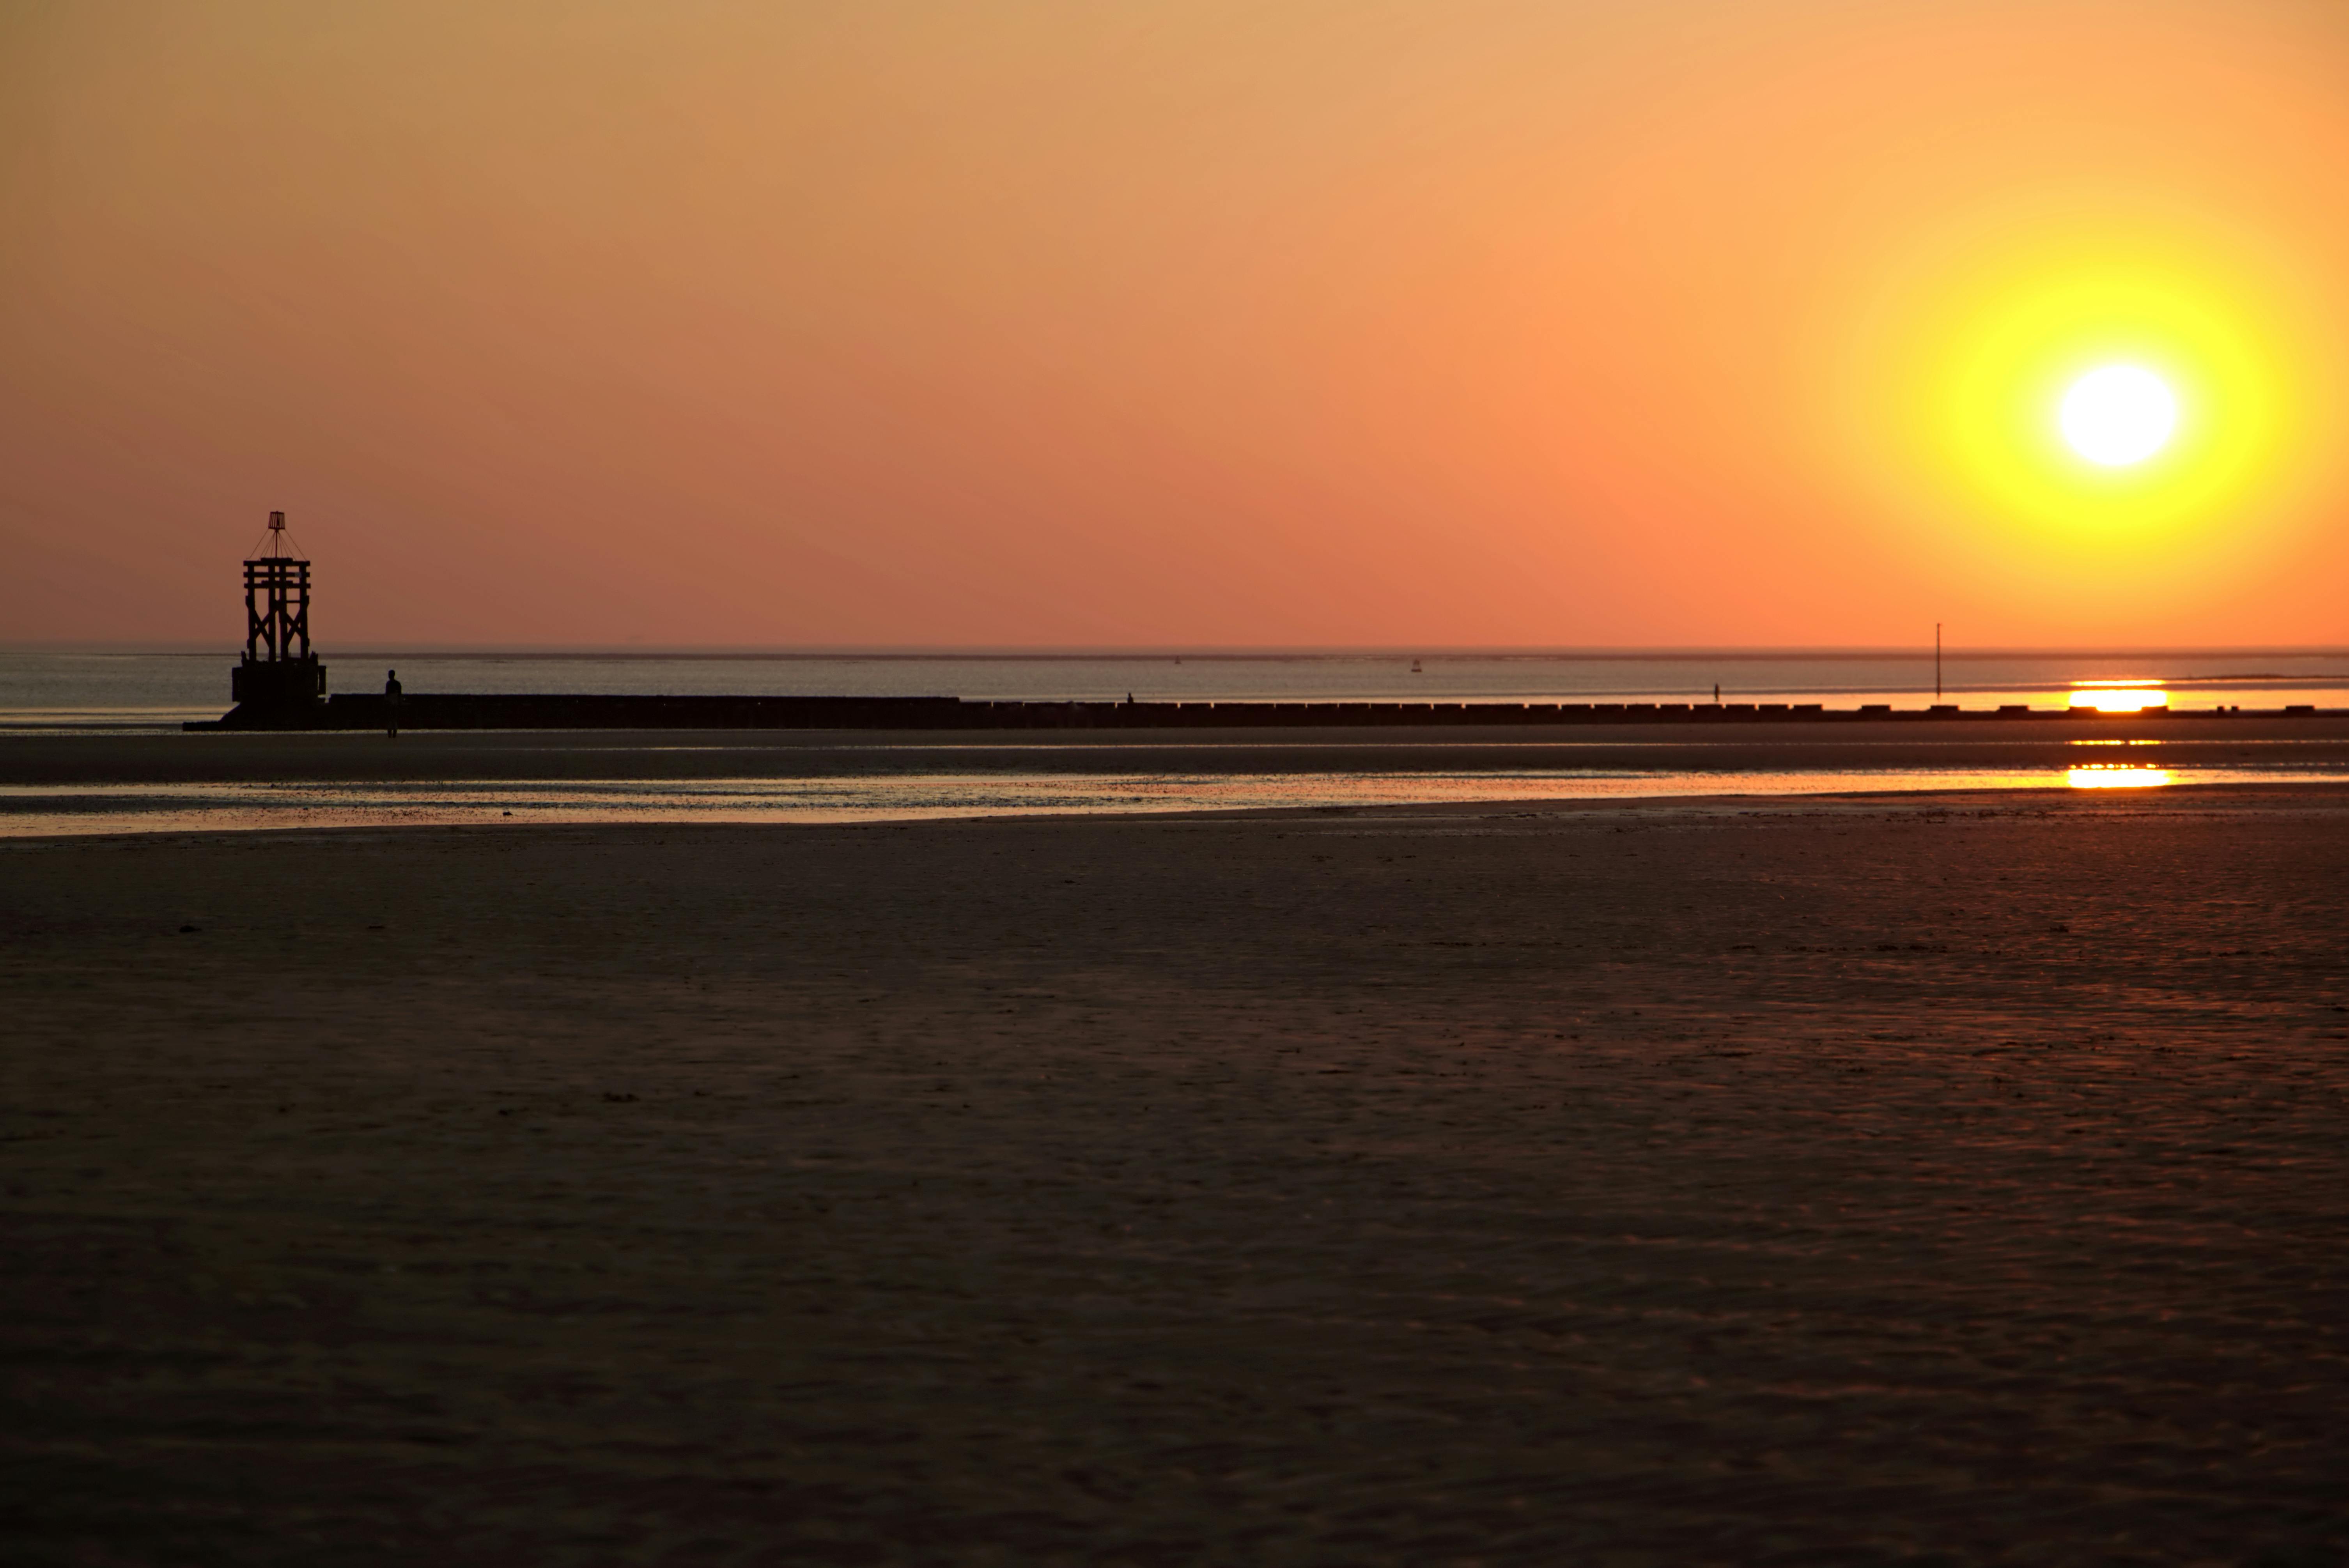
left=1936, top=623, right=1943, bottom=702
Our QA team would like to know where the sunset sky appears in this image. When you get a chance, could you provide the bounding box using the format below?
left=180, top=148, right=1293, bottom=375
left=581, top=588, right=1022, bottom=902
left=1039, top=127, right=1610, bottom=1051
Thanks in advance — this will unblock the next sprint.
left=4, top=0, right=2345, bottom=649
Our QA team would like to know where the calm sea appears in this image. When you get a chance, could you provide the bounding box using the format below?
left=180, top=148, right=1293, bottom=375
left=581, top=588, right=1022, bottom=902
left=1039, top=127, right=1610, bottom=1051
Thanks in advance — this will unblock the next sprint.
left=5, top=649, right=2349, bottom=729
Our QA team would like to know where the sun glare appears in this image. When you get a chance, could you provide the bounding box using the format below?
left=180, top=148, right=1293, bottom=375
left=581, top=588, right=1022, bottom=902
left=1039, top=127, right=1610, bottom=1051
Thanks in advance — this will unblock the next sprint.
left=2060, top=365, right=2175, bottom=466
left=1864, top=225, right=2327, bottom=574
left=2068, top=683, right=2168, bottom=713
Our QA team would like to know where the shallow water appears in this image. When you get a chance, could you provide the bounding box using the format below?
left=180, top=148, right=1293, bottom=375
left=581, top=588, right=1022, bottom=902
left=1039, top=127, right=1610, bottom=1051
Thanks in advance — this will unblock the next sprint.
left=6, top=763, right=2346, bottom=837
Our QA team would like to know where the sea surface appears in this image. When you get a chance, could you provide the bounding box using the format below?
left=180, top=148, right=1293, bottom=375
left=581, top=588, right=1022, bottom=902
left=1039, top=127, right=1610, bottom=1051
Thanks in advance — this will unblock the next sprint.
left=5, top=648, right=2349, bottom=729
left=6, top=649, right=2347, bottom=834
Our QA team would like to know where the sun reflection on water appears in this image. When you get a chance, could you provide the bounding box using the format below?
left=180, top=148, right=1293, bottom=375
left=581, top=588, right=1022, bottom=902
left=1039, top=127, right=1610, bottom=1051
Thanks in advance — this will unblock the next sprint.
left=13, top=759, right=2349, bottom=838
left=2068, top=682, right=2169, bottom=713
left=2066, top=765, right=2174, bottom=789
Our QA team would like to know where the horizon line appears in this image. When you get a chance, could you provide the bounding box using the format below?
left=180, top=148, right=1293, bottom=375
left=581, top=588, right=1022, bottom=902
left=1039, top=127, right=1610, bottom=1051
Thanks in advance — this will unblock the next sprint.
left=7, top=642, right=2349, bottom=662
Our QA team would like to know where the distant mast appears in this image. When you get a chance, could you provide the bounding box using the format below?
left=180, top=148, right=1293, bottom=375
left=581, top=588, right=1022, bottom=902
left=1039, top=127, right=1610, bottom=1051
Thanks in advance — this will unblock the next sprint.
left=231, top=510, right=326, bottom=710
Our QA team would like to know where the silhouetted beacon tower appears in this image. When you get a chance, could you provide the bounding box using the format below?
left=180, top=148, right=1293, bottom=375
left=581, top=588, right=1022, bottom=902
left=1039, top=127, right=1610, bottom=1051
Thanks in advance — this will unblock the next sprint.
left=231, top=511, right=326, bottom=708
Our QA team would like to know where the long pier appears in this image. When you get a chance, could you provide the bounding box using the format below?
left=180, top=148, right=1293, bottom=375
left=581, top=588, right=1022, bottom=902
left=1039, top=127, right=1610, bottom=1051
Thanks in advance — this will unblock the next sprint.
left=188, top=694, right=2331, bottom=732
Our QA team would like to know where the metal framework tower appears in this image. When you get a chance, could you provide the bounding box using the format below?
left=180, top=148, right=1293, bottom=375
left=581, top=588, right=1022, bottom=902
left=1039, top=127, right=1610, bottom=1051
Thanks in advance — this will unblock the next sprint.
left=231, top=511, right=327, bottom=706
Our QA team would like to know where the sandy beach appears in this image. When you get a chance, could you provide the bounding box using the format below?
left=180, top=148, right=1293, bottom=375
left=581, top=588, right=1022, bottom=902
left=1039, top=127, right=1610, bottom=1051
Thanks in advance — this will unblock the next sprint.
left=4, top=785, right=2346, bottom=1564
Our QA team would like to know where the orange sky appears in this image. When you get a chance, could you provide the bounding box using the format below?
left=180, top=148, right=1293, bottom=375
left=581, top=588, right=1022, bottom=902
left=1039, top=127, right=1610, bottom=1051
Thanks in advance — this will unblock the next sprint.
left=4, top=0, right=2346, bottom=648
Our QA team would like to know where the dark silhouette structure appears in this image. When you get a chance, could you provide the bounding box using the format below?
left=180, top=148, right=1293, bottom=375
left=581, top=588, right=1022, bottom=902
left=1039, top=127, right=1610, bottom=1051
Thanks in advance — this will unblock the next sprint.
left=198, top=689, right=2302, bottom=733
left=229, top=512, right=326, bottom=711
left=193, top=529, right=2328, bottom=732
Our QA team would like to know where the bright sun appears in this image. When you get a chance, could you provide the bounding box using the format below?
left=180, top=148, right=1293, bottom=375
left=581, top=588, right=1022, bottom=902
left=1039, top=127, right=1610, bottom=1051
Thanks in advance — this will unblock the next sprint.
left=2059, top=364, right=2177, bottom=467
left=1874, top=230, right=2322, bottom=570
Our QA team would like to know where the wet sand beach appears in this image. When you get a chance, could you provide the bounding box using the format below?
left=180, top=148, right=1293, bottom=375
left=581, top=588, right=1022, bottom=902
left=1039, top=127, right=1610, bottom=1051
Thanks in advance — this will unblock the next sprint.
left=4, top=786, right=2347, bottom=1564
left=9, top=713, right=2349, bottom=786
left=7, top=718, right=2349, bottom=838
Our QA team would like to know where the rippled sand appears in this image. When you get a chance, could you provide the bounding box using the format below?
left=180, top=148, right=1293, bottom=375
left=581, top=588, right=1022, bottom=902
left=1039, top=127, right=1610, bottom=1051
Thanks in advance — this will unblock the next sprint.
left=4, top=788, right=2346, bottom=1564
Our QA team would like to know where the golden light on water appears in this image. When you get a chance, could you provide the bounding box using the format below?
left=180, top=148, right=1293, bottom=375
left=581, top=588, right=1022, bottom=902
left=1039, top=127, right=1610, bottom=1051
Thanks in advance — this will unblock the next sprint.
left=2068, top=683, right=2169, bottom=713
left=2067, top=765, right=2174, bottom=789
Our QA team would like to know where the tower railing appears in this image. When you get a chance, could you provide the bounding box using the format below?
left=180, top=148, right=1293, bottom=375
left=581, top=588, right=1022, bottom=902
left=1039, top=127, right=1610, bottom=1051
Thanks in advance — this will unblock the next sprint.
left=244, top=556, right=312, bottom=663
left=231, top=510, right=326, bottom=706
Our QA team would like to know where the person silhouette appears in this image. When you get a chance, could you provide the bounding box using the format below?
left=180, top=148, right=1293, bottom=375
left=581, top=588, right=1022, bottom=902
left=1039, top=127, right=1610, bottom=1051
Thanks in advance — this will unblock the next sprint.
left=384, top=668, right=403, bottom=738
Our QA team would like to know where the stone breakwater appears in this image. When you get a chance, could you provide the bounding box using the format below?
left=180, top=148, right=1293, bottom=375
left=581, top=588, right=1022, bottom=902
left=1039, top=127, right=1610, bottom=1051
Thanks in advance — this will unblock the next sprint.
left=191, top=692, right=2331, bottom=731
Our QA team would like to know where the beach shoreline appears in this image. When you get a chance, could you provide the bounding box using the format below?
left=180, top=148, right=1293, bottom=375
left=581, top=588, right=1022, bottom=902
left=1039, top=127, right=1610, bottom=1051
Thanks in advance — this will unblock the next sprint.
left=1, top=713, right=2344, bottom=781
left=4, top=719, right=2348, bottom=841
